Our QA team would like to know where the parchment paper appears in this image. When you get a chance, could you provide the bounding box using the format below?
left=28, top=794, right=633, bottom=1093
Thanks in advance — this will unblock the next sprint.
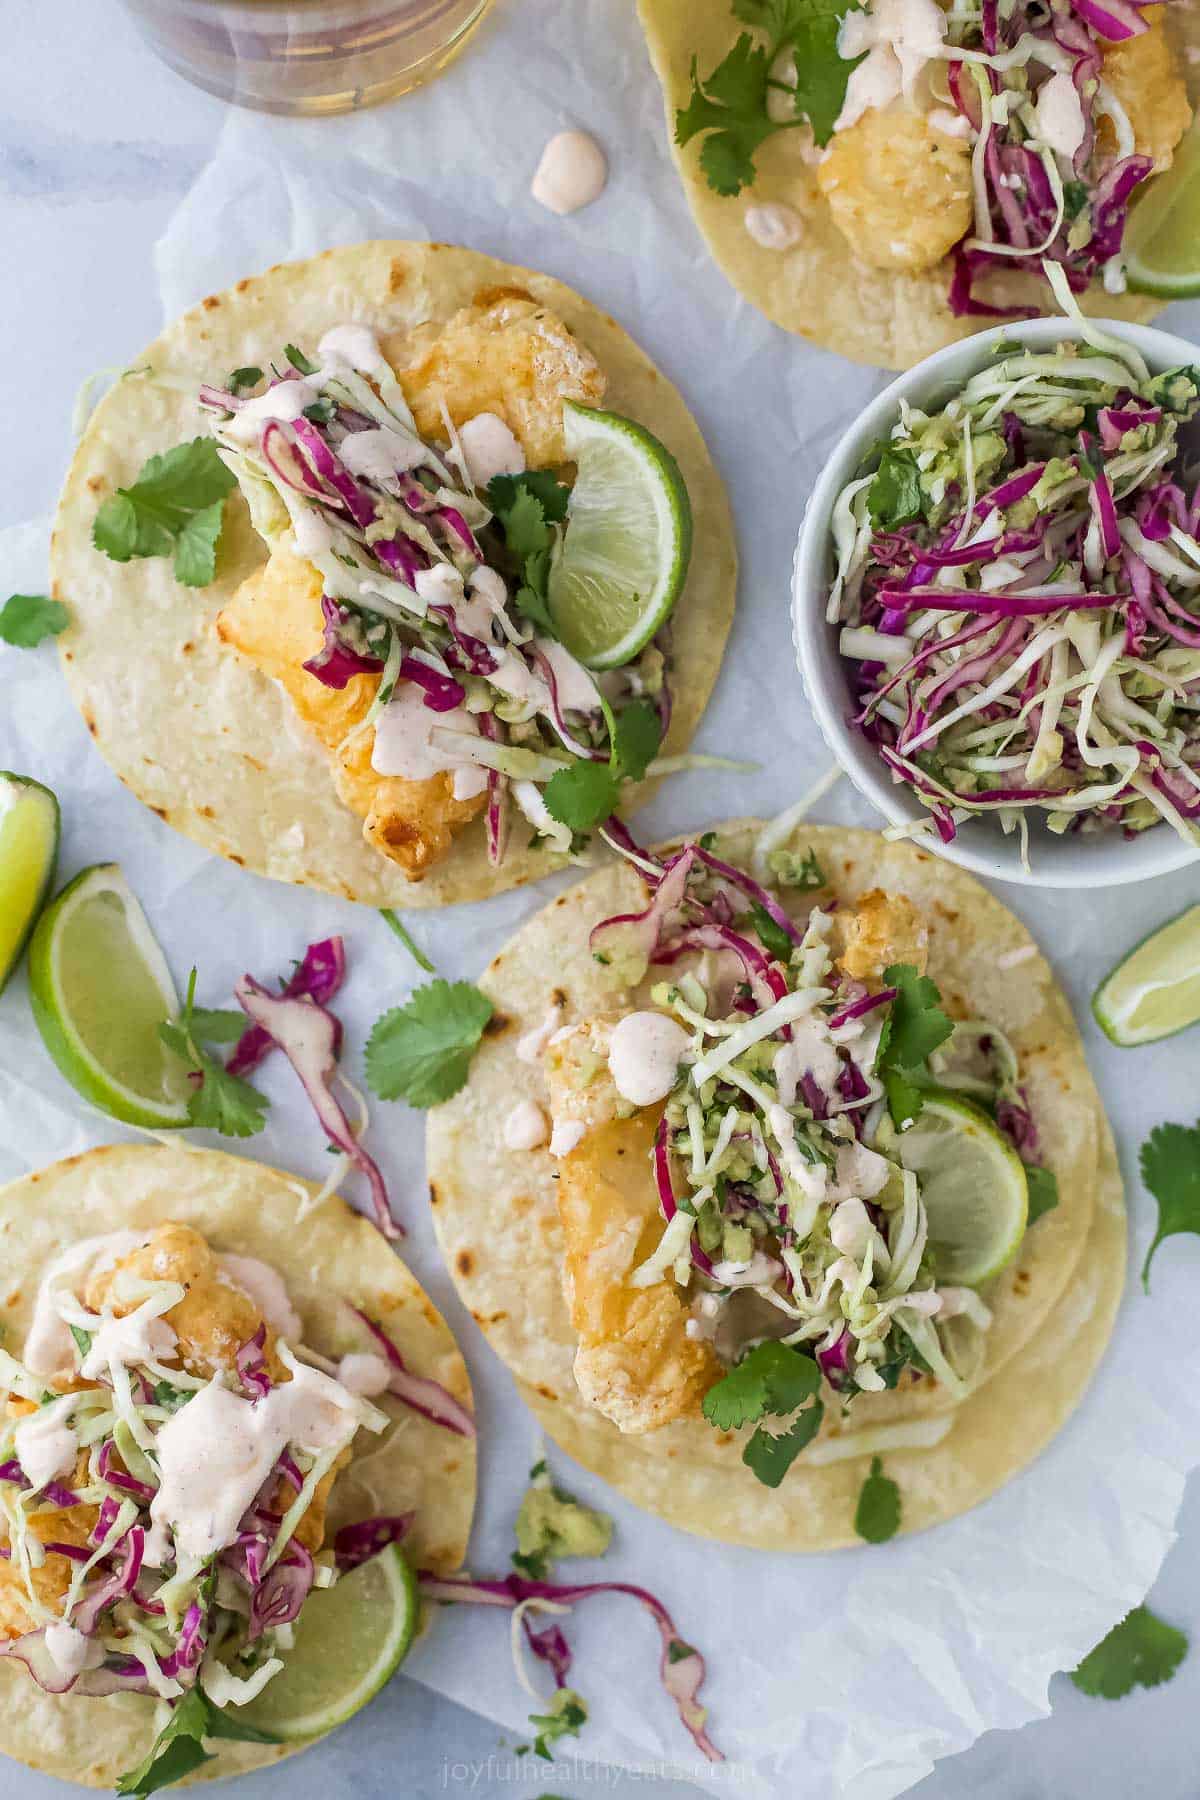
left=4, top=1, right=1200, bottom=1794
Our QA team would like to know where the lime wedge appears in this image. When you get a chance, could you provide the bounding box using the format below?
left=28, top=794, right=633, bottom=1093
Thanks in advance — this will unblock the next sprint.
left=893, top=1091, right=1029, bottom=1287
left=239, top=1546, right=419, bottom=1741
left=1124, top=120, right=1200, bottom=297
left=27, top=864, right=192, bottom=1128
left=547, top=401, right=693, bottom=670
left=0, top=773, right=59, bottom=995
left=1093, top=903, right=1200, bottom=1046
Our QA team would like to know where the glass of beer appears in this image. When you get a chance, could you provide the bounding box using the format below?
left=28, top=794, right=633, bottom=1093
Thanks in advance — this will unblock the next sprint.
left=120, top=0, right=494, bottom=115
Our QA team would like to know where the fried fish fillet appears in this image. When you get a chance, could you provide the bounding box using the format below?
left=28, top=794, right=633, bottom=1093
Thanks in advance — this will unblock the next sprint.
left=382, top=291, right=606, bottom=470
left=1100, top=8, right=1192, bottom=173
left=817, top=105, right=975, bottom=275
left=546, top=1097, right=721, bottom=1436
left=834, top=888, right=929, bottom=987
left=542, top=889, right=927, bottom=1434
left=216, top=550, right=484, bottom=879
left=216, top=293, right=607, bottom=879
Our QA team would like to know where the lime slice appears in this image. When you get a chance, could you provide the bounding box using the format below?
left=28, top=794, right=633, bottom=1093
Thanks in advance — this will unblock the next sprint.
left=547, top=401, right=693, bottom=670
left=239, top=1546, right=418, bottom=1741
left=1124, top=120, right=1200, bottom=297
left=0, top=773, right=59, bottom=996
left=893, top=1091, right=1029, bottom=1287
left=1093, top=903, right=1200, bottom=1046
left=27, top=864, right=192, bottom=1128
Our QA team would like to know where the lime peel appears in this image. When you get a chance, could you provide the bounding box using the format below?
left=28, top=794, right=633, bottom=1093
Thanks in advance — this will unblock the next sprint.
left=28, top=864, right=192, bottom=1128
left=239, top=1545, right=418, bottom=1740
left=0, top=773, right=60, bottom=995
left=547, top=402, right=693, bottom=670
left=1093, top=903, right=1200, bottom=1046
left=895, top=1090, right=1029, bottom=1287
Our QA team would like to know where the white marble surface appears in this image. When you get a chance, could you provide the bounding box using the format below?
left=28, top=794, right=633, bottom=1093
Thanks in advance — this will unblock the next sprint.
left=6, top=3, right=1200, bottom=1796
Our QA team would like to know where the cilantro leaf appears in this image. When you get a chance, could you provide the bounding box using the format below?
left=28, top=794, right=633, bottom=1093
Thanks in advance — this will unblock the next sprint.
left=69, top=1323, right=92, bottom=1360
left=676, top=38, right=777, bottom=198
left=93, top=438, right=236, bottom=588
left=676, top=1, right=862, bottom=197
left=302, top=395, right=338, bottom=425
left=158, top=972, right=268, bottom=1139
left=185, top=1008, right=248, bottom=1044
left=610, top=700, right=662, bottom=783
left=284, top=343, right=317, bottom=375
left=1140, top=1119, right=1200, bottom=1291
left=745, top=902, right=794, bottom=962
left=228, top=366, right=263, bottom=395
left=542, top=761, right=620, bottom=835
left=116, top=1689, right=214, bottom=1797
left=868, top=448, right=926, bottom=529
left=702, top=1340, right=820, bottom=1430
left=785, top=17, right=864, bottom=145
left=877, top=964, right=954, bottom=1129
left=488, top=470, right=571, bottom=534
left=487, top=472, right=572, bottom=634
left=1024, top=1163, right=1059, bottom=1226
left=0, top=594, right=70, bottom=648
left=743, top=1403, right=824, bottom=1487
left=116, top=1686, right=278, bottom=1797
left=854, top=1455, right=901, bottom=1543
left=1070, top=1606, right=1188, bottom=1700
left=365, top=978, right=493, bottom=1108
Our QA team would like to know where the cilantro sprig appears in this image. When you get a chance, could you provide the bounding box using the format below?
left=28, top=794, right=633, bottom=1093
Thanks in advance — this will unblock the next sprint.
left=0, top=594, right=69, bottom=648
left=541, top=698, right=663, bottom=838
left=93, top=438, right=236, bottom=588
left=702, top=1341, right=823, bottom=1488
left=1070, top=1606, right=1188, bottom=1701
left=487, top=470, right=571, bottom=635
left=116, top=1684, right=278, bottom=1797
left=854, top=1456, right=901, bottom=1544
left=676, top=0, right=864, bottom=198
left=867, top=448, right=926, bottom=530
left=1140, top=1119, right=1200, bottom=1291
left=158, top=971, right=268, bottom=1138
left=876, top=963, right=954, bottom=1130
left=365, top=978, right=493, bottom=1109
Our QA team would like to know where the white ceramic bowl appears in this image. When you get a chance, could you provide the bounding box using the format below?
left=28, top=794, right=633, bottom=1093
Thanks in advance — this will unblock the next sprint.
left=792, top=315, right=1200, bottom=889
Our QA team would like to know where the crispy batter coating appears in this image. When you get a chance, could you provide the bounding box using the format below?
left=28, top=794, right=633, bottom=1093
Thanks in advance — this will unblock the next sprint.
left=1100, top=9, right=1192, bottom=173
left=817, top=104, right=974, bottom=274
left=216, top=550, right=483, bottom=880
left=553, top=1109, right=721, bottom=1434
left=835, top=888, right=929, bottom=987
left=382, top=292, right=606, bottom=470
left=1, top=1226, right=340, bottom=1639
left=217, top=292, right=607, bottom=877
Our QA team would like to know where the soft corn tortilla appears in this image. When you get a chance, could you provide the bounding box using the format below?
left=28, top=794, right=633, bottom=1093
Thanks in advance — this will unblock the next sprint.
left=51, top=241, right=737, bottom=907
left=0, top=1142, right=476, bottom=1787
left=638, top=0, right=1200, bottom=370
left=426, top=821, right=1121, bottom=1548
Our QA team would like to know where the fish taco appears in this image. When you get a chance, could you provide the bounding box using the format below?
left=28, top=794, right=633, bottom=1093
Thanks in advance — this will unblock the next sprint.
left=51, top=242, right=737, bottom=907
left=640, top=0, right=1197, bottom=369
left=426, top=820, right=1122, bottom=1548
left=0, top=1143, right=476, bottom=1787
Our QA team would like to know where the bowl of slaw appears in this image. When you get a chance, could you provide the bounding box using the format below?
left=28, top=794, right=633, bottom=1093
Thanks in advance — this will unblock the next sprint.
left=793, top=298, right=1200, bottom=888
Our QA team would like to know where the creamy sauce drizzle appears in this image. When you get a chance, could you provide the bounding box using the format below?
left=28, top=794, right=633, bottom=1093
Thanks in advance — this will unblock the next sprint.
left=531, top=131, right=608, bottom=215
left=503, top=1099, right=550, bottom=1151
left=607, top=1012, right=691, bottom=1107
